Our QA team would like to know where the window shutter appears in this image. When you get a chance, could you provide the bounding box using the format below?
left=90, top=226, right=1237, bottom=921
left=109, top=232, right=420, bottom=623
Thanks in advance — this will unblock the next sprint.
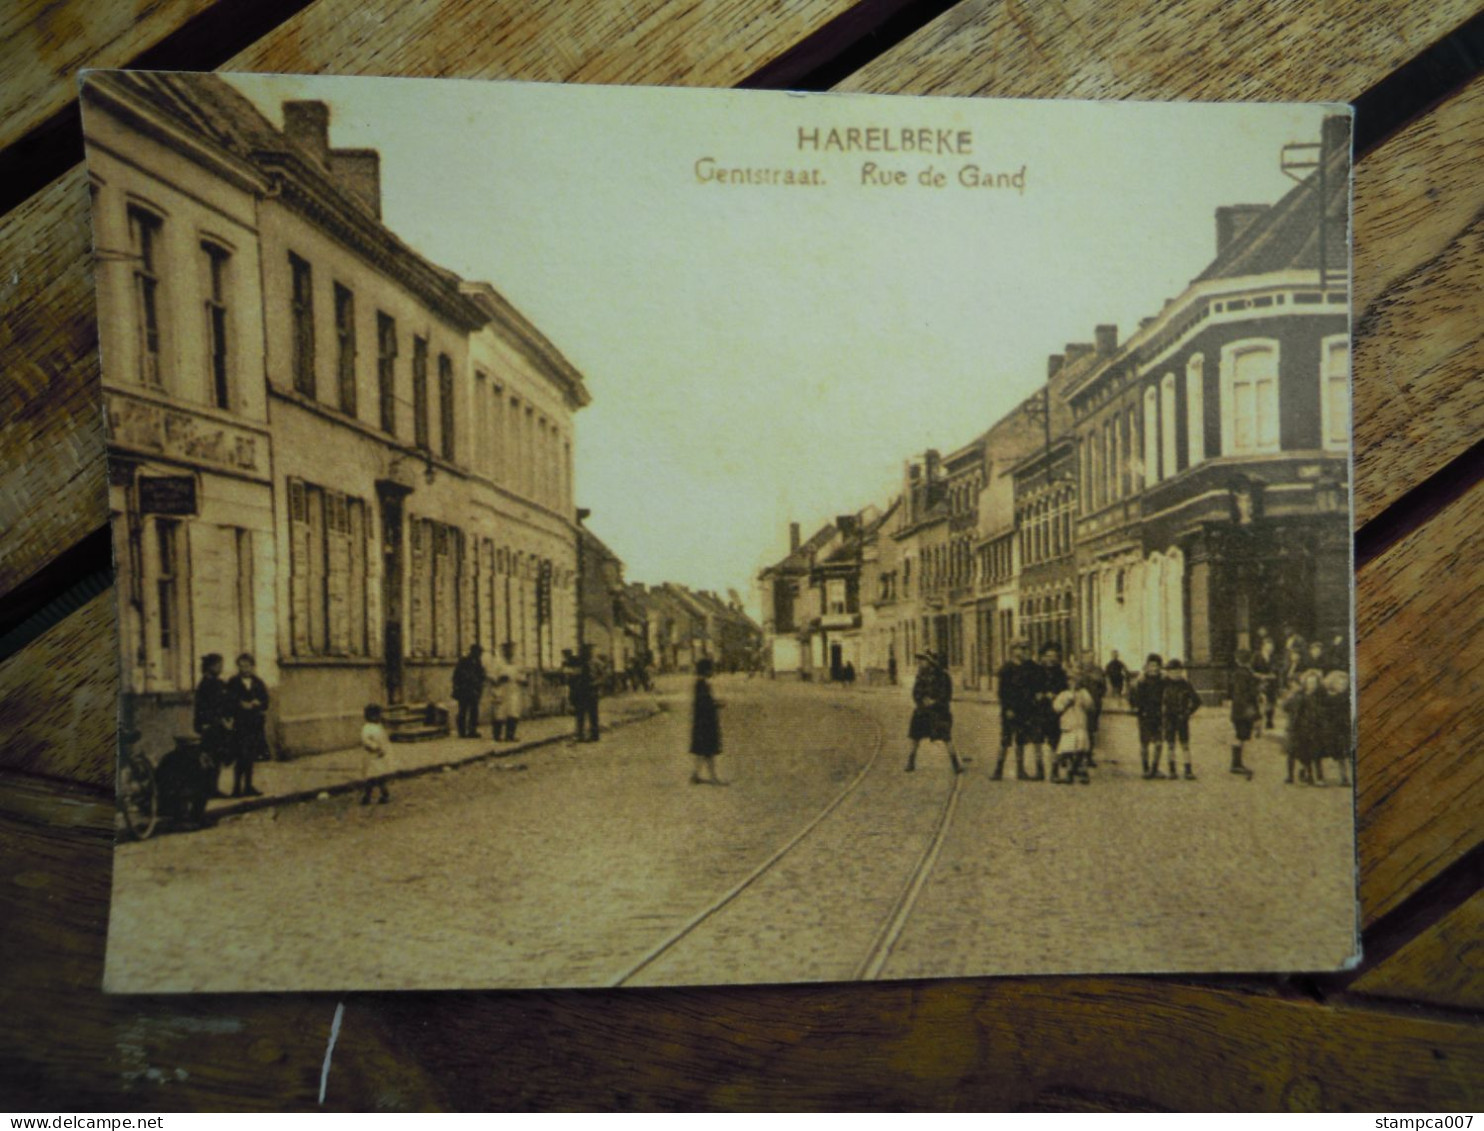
left=348, top=498, right=367, bottom=656
left=289, top=479, right=311, bottom=656
left=326, top=491, right=351, bottom=654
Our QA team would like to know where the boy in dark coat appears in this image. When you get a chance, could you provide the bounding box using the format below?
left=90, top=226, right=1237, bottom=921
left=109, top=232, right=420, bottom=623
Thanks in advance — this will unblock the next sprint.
left=1160, top=658, right=1203, bottom=780
left=1284, top=671, right=1328, bottom=784
left=689, top=658, right=724, bottom=785
left=1128, top=653, right=1165, bottom=779
left=1228, top=649, right=1260, bottom=779
left=1322, top=669, right=1353, bottom=787
left=226, top=652, right=270, bottom=797
left=1031, top=641, right=1069, bottom=781
left=904, top=651, right=964, bottom=775
left=992, top=640, right=1038, bottom=780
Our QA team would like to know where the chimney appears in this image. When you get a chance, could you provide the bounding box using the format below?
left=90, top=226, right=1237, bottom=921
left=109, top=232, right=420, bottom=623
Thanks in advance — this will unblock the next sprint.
left=789, top=522, right=800, bottom=553
left=837, top=514, right=859, bottom=538
left=1064, top=342, right=1095, bottom=365
left=1095, top=324, right=1118, bottom=357
left=1215, top=204, right=1270, bottom=256
left=282, top=101, right=330, bottom=167
left=1047, top=354, right=1064, bottom=380
left=328, top=149, right=382, bottom=218
left=924, top=449, right=942, bottom=480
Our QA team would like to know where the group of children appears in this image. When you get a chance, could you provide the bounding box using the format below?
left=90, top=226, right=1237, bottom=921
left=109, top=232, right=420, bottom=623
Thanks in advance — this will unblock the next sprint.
left=1123, top=650, right=1352, bottom=785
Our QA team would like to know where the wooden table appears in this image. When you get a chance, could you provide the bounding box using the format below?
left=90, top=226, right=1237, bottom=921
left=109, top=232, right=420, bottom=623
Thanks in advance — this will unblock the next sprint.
left=2, top=0, right=1482, bottom=1110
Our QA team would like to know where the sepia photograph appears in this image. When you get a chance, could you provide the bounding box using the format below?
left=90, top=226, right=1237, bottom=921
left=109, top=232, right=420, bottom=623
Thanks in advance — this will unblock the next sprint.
left=81, top=71, right=1358, bottom=992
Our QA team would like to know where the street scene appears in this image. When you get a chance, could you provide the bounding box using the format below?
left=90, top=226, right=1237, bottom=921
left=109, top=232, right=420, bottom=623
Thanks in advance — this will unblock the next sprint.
left=83, top=72, right=1358, bottom=990
left=108, top=675, right=1355, bottom=992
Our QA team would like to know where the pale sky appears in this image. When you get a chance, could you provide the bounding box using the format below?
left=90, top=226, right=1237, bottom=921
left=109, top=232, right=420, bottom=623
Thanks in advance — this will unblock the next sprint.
left=228, top=75, right=1336, bottom=615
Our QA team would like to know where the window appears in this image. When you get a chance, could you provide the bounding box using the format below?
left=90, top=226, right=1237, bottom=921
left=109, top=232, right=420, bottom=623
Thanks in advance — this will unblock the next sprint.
left=129, top=207, right=164, bottom=387
left=474, top=371, right=489, bottom=475
left=288, top=478, right=372, bottom=657
left=1161, top=373, right=1178, bottom=477
left=1144, top=386, right=1160, bottom=483
left=1221, top=340, right=1281, bottom=454
left=290, top=254, right=316, bottom=397
left=375, top=313, right=397, bottom=434
left=334, top=284, right=357, bottom=415
left=1321, top=335, right=1350, bottom=450
left=826, top=578, right=847, bottom=615
left=412, top=336, right=430, bottom=451
left=1127, top=406, right=1141, bottom=492
left=155, top=519, right=181, bottom=662
left=439, top=353, right=456, bottom=461
left=202, top=242, right=231, bottom=409
left=1186, top=355, right=1205, bottom=466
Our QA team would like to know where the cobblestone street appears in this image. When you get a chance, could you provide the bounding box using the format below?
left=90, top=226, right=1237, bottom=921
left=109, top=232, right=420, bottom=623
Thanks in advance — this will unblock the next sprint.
left=107, top=678, right=1356, bottom=992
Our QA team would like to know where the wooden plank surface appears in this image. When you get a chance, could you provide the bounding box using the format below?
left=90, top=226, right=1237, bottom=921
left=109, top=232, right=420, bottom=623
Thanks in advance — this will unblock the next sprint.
left=0, top=0, right=221, bottom=154
left=1355, top=474, right=1484, bottom=926
left=1351, top=886, right=1484, bottom=1011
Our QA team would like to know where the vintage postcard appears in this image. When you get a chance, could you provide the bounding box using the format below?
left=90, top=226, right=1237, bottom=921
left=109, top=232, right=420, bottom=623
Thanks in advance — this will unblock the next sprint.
left=82, top=72, right=1358, bottom=992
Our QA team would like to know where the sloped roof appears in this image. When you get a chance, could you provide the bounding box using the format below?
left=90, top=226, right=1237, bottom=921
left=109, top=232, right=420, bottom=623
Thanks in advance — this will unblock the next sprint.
left=761, top=523, right=836, bottom=575
left=1194, top=138, right=1349, bottom=283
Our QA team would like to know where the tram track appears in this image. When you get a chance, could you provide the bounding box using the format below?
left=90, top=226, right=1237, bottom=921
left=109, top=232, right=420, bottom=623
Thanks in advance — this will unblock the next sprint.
left=610, top=697, right=965, bottom=987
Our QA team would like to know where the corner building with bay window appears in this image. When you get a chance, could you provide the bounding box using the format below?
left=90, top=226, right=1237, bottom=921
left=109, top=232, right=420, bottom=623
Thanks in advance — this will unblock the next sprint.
left=1071, top=116, right=1352, bottom=697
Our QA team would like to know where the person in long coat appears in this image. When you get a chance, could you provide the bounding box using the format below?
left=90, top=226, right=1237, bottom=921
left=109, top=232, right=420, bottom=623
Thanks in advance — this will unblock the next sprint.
left=1283, top=670, right=1328, bottom=784
left=904, top=651, right=964, bottom=775
left=226, top=652, right=270, bottom=797
left=452, top=644, right=487, bottom=739
left=1228, top=649, right=1260, bottom=779
left=1128, top=654, right=1165, bottom=779
left=689, top=657, right=725, bottom=785
left=193, top=652, right=231, bottom=800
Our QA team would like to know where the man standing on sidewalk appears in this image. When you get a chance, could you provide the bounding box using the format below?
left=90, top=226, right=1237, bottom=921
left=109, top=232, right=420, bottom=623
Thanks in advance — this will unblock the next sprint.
left=452, top=644, right=487, bottom=739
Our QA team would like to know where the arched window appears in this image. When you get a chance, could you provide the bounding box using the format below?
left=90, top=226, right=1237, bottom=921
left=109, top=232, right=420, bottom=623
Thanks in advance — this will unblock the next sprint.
left=1161, top=372, right=1178, bottom=477
left=1144, top=386, right=1160, bottom=483
left=1221, top=339, right=1281, bottom=454
left=1186, top=355, right=1206, bottom=466
left=1321, top=334, right=1350, bottom=450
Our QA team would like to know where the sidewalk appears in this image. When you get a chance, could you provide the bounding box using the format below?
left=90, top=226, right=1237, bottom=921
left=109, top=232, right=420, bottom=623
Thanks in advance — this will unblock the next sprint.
left=202, top=692, right=669, bottom=820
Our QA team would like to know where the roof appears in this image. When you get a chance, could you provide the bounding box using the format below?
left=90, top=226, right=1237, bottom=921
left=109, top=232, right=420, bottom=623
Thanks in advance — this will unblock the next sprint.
left=760, top=523, right=837, bottom=576
left=1194, top=132, right=1349, bottom=283
left=84, top=72, right=490, bottom=332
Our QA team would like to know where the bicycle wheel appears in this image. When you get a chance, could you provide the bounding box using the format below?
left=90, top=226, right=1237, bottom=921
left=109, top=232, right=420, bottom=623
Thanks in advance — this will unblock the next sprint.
left=118, top=754, right=158, bottom=841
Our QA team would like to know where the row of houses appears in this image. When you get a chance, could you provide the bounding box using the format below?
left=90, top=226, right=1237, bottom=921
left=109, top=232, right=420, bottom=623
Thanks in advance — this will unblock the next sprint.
left=578, top=529, right=762, bottom=680
left=760, top=116, right=1352, bottom=701
left=86, top=72, right=591, bottom=756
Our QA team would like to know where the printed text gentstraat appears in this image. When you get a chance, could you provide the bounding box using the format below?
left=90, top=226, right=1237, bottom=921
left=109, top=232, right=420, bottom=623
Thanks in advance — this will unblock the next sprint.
left=797, top=126, right=973, bottom=155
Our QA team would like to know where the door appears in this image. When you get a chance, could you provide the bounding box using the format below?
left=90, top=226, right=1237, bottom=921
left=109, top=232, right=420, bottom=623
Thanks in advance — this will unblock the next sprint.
left=378, top=486, right=407, bottom=702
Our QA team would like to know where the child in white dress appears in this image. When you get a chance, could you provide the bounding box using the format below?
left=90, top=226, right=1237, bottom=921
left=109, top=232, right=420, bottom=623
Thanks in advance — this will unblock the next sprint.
left=360, top=704, right=392, bottom=805
left=1052, top=686, right=1095, bottom=784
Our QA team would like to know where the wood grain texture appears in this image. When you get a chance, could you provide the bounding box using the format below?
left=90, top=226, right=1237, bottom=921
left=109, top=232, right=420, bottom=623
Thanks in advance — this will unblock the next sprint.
left=1355, top=474, right=1484, bottom=927
left=2, top=774, right=1481, bottom=1111
left=1351, top=887, right=1484, bottom=1011
left=0, top=0, right=221, bottom=154
left=0, top=171, right=107, bottom=599
left=0, top=0, right=858, bottom=604
left=0, top=590, right=118, bottom=788
left=837, top=0, right=1482, bottom=101
left=1352, top=73, right=1484, bottom=526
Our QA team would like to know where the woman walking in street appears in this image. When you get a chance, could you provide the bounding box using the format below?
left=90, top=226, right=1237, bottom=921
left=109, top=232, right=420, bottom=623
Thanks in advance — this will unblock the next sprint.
left=689, top=658, right=725, bottom=785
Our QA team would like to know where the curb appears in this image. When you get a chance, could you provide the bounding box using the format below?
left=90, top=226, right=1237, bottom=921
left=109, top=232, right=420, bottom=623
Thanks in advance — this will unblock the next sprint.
left=202, top=701, right=669, bottom=822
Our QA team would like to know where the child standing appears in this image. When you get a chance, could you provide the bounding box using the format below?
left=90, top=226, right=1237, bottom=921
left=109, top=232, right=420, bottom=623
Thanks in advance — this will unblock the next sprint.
left=689, top=658, right=725, bottom=786
left=360, top=704, right=392, bottom=805
left=1128, top=654, right=1165, bottom=779
left=1322, top=669, right=1353, bottom=787
left=1161, top=659, right=1203, bottom=780
left=1228, top=649, right=1260, bottom=780
left=1283, top=671, right=1328, bottom=785
left=1050, top=684, right=1095, bottom=785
